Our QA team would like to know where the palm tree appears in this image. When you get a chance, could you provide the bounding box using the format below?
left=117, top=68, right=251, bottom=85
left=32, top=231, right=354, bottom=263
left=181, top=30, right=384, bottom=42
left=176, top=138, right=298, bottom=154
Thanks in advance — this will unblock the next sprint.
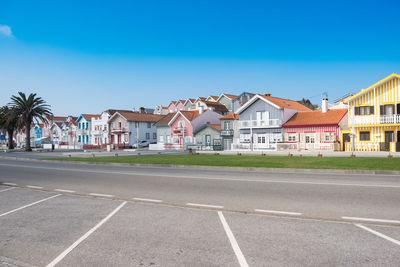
left=9, top=92, right=52, bottom=151
left=0, top=106, right=20, bottom=149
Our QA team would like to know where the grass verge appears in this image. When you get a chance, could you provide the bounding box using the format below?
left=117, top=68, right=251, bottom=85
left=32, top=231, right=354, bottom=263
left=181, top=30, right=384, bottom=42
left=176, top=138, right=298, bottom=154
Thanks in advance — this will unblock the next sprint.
left=45, top=154, right=400, bottom=171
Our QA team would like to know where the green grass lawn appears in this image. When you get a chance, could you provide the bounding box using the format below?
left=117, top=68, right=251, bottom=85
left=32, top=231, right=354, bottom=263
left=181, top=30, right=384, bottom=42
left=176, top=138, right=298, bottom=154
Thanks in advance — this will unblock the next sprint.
left=46, top=154, right=400, bottom=171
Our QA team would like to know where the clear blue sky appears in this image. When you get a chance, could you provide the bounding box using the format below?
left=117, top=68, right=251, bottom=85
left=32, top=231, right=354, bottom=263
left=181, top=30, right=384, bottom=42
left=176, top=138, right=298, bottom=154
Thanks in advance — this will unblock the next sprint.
left=1, top=0, right=399, bottom=115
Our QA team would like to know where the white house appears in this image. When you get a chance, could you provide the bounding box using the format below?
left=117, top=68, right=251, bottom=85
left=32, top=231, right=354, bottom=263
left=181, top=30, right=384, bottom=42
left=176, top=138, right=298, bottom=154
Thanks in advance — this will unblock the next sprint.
left=76, top=114, right=100, bottom=146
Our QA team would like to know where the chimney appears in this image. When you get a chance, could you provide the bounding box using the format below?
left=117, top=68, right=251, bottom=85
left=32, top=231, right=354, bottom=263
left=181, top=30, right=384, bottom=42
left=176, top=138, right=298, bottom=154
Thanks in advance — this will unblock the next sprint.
left=140, top=107, right=146, bottom=114
left=264, top=92, right=271, bottom=97
left=322, top=97, right=328, bottom=113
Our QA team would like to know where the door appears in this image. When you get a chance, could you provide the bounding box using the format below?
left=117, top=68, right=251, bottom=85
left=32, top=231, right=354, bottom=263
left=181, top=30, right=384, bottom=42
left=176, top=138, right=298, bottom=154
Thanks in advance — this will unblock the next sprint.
left=224, top=139, right=232, bottom=150
left=205, top=135, right=211, bottom=146
left=342, top=133, right=350, bottom=151
left=384, top=131, right=394, bottom=151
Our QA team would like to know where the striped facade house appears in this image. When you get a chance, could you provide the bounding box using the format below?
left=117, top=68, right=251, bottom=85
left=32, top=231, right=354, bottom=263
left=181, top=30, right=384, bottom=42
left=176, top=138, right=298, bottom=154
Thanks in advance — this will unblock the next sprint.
left=344, top=73, right=400, bottom=152
left=281, top=107, right=348, bottom=151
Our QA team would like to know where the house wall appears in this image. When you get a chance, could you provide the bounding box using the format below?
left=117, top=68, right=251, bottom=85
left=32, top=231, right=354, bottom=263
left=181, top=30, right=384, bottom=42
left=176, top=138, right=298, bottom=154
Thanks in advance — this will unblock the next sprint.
left=170, top=113, right=194, bottom=143
left=183, top=102, right=195, bottom=111
left=239, top=98, right=283, bottom=121
left=76, top=116, right=91, bottom=145
left=168, top=103, right=177, bottom=113
left=156, top=125, right=171, bottom=144
left=217, top=96, right=233, bottom=112
left=232, top=93, right=253, bottom=112
left=175, top=102, right=185, bottom=111
left=91, top=112, right=110, bottom=145
left=194, top=127, right=220, bottom=145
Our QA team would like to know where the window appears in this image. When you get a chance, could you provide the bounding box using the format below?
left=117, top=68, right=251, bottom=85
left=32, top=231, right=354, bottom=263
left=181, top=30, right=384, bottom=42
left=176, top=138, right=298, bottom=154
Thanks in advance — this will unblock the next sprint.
left=146, top=133, right=150, bottom=140
left=305, top=134, right=315, bottom=143
left=119, top=122, right=122, bottom=129
left=160, top=135, right=164, bottom=142
left=325, top=133, right=331, bottom=141
left=288, top=134, right=296, bottom=142
left=257, top=136, right=266, bottom=143
left=355, top=106, right=374, bottom=115
left=86, top=122, right=89, bottom=129
left=380, top=104, right=394, bottom=116
left=78, top=123, right=81, bottom=129
left=125, top=134, right=129, bottom=142
left=153, top=132, right=157, bottom=139
left=147, top=122, right=151, bottom=128
left=224, top=121, right=230, bottom=130
left=178, top=120, right=185, bottom=127
left=104, top=125, right=107, bottom=131
left=78, top=136, right=81, bottom=142
left=360, top=131, right=370, bottom=141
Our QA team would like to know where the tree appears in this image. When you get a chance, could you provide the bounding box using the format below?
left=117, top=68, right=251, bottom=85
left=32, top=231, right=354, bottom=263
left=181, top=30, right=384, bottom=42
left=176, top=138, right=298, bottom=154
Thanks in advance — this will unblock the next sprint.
left=0, top=106, right=20, bottom=149
left=298, top=98, right=318, bottom=110
left=9, top=92, right=52, bottom=151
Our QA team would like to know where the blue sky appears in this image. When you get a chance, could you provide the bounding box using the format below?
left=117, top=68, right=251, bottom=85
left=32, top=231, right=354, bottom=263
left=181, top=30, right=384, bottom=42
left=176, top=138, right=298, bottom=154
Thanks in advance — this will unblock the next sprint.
left=1, top=0, right=400, bottom=115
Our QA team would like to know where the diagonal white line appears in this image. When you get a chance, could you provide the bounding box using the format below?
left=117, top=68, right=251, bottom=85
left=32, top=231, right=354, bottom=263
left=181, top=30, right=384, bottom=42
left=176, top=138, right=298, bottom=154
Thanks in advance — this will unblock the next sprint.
left=46, top=201, right=127, bottom=267
left=0, top=194, right=61, bottom=217
left=355, top=224, right=400, bottom=246
left=0, top=187, right=16, bottom=193
left=218, top=211, right=249, bottom=267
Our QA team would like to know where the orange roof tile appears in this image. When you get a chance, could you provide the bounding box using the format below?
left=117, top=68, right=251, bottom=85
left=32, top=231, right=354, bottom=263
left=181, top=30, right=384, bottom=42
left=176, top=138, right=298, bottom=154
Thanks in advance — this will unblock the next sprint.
left=208, top=95, right=219, bottom=101
left=283, top=109, right=348, bottom=127
left=209, top=124, right=221, bottom=131
left=154, top=112, right=176, bottom=125
left=180, top=110, right=200, bottom=121
left=118, top=111, right=162, bottom=122
left=260, top=95, right=311, bottom=111
left=219, top=113, right=239, bottom=120
left=223, top=94, right=238, bottom=99
left=82, top=114, right=100, bottom=120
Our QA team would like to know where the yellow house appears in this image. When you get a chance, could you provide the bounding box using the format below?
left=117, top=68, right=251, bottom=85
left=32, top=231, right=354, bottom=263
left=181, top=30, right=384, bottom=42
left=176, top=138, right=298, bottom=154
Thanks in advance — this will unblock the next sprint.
left=344, top=73, right=400, bottom=152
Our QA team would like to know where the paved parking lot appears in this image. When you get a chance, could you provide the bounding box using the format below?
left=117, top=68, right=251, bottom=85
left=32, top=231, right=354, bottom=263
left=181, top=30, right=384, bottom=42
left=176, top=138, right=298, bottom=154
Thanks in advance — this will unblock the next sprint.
left=1, top=184, right=399, bottom=267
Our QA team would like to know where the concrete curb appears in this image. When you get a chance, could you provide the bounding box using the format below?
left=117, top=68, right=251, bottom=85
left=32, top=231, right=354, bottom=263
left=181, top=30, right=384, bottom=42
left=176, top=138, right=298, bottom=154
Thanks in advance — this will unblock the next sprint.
left=1, top=155, right=400, bottom=176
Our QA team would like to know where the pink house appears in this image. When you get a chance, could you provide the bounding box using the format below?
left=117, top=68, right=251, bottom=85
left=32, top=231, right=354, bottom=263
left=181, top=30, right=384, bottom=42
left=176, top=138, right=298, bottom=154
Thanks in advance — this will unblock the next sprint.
left=167, top=101, right=178, bottom=113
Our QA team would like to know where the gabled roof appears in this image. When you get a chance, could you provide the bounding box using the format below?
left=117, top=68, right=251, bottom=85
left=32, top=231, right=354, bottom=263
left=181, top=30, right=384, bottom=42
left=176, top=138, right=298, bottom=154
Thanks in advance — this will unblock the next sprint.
left=193, top=123, right=221, bottom=135
left=217, top=93, right=238, bottom=101
left=103, top=109, right=132, bottom=116
left=202, top=101, right=229, bottom=113
left=283, top=109, right=348, bottom=128
left=207, top=95, right=219, bottom=101
left=49, top=116, right=68, bottom=122
left=344, top=73, right=400, bottom=103
left=183, top=98, right=196, bottom=106
left=236, top=94, right=311, bottom=114
left=116, top=111, right=162, bottom=122
left=195, top=97, right=207, bottom=102
left=82, top=114, right=100, bottom=121
left=168, top=110, right=201, bottom=126
left=219, top=113, right=239, bottom=120
left=154, top=112, right=176, bottom=126
left=178, top=100, right=186, bottom=104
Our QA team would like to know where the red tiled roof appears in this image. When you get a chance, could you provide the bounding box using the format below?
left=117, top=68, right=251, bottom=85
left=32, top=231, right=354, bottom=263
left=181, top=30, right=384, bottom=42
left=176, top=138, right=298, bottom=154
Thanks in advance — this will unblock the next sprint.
left=49, top=116, right=68, bottom=121
left=219, top=113, right=239, bottom=120
left=188, top=98, right=196, bottom=103
left=223, top=94, right=238, bottom=99
left=260, top=95, right=311, bottom=111
left=197, top=97, right=206, bottom=101
left=180, top=110, right=200, bottom=121
left=154, top=112, right=176, bottom=125
left=82, top=114, right=100, bottom=120
left=178, top=100, right=186, bottom=104
left=283, top=109, right=348, bottom=127
left=209, top=124, right=221, bottom=131
left=118, top=111, right=162, bottom=122
left=208, top=95, right=219, bottom=101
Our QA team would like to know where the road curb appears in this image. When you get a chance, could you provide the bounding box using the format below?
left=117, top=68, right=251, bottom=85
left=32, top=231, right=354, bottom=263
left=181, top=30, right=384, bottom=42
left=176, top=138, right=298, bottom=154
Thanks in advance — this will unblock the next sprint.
left=1, top=155, right=400, bottom=175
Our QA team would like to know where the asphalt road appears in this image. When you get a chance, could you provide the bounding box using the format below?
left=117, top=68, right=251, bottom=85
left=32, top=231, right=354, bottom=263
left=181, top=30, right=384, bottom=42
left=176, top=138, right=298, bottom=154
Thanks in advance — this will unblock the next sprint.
left=0, top=158, right=400, bottom=266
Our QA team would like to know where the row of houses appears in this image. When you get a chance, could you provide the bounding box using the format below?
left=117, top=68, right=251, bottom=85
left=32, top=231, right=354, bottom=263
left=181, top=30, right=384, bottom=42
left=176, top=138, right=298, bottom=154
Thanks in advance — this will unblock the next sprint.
left=7, top=73, right=400, bottom=152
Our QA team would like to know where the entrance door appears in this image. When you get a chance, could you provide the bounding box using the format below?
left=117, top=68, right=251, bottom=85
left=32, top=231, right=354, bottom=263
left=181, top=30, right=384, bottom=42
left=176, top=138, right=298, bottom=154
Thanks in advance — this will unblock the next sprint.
left=342, top=133, right=350, bottom=151
left=384, top=131, right=394, bottom=151
left=205, top=135, right=211, bottom=146
left=224, top=139, right=232, bottom=150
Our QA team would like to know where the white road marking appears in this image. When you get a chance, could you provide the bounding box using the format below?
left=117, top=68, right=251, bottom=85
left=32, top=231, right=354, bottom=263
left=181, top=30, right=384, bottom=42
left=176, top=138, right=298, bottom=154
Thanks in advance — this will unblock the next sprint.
left=133, top=197, right=163, bottom=203
left=0, top=187, right=15, bottom=193
left=89, top=193, right=114, bottom=198
left=1, top=163, right=400, bottom=188
left=2, top=182, right=17, bottom=186
left=218, top=211, right=249, bottom=267
left=0, top=194, right=61, bottom=217
left=46, top=201, right=127, bottom=267
left=342, top=216, right=400, bottom=224
left=186, top=203, right=224, bottom=209
left=54, top=189, right=76, bottom=193
left=26, top=185, right=43, bottom=189
left=254, top=209, right=302, bottom=216
left=355, top=224, right=400, bottom=246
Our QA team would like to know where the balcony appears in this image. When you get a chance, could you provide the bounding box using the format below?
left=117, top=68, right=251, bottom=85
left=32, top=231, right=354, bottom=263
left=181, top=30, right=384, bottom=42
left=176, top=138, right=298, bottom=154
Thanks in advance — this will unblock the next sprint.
left=221, top=129, right=234, bottom=136
left=238, top=119, right=281, bottom=129
left=350, top=115, right=400, bottom=126
left=110, top=127, right=129, bottom=133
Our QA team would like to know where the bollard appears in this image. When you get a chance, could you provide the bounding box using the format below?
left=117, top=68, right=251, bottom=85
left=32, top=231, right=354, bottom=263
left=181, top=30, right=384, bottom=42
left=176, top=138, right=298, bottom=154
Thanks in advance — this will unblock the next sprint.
left=214, top=152, right=220, bottom=155
left=261, top=153, right=266, bottom=156
left=350, top=153, right=356, bottom=158
left=237, top=152, right=242, bottom=156
left=317, top=153, right=323, bottom=158
left=288, top=153, right=293, bottom=157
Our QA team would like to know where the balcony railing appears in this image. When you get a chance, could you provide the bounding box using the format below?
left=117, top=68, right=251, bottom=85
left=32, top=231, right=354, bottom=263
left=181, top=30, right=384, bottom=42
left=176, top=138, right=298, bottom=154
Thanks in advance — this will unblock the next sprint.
left=238, top=119, right=281, bottom=129
left=221, top=129, right=234, bottom=136
left=350, top=114, right=400, bottom=125
left=110, top=127, right=129, bottom=133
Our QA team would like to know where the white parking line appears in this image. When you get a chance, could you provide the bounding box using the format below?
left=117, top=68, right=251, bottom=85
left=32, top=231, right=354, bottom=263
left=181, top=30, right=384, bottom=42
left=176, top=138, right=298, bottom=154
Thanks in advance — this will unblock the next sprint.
left=26, top=185, right=44, bottom=189
left=54, top=189, right=76, bottom=193
left=186, top=203, right=224, bottom=209
left=218, top=211, right=249, bottom=267
left=342, top=216, right=400, bottom=224
left=2, top=182, right=17, bottom=186
left=46, top=201, right=127, bottom=267
left=254, top=209, right=302, bottom=216
left=0, top=187, right=16, bottom=193
left=89, top=193, right=114, bottom=198
left=0, top=194, right=61, bottom=217
left=133, top=197, right=163, bottom=203
left=355, top=224, right=400, bottom=246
